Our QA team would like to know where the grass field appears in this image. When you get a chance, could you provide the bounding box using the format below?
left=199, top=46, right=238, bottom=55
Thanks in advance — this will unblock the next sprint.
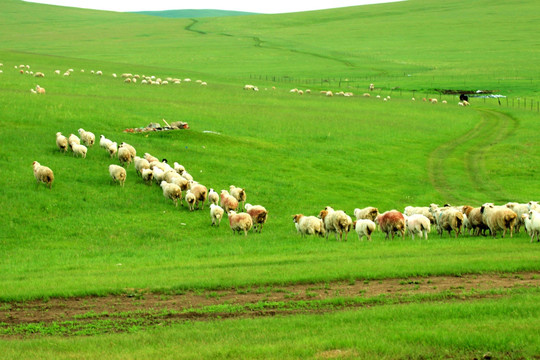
left=1, top=0, right=540, bottom=358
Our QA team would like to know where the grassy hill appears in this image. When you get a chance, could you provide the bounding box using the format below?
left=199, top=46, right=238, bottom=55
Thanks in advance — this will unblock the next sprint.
left=1, top=0, right=540, bottom=358
left=134, top=9, right=259, bottom=18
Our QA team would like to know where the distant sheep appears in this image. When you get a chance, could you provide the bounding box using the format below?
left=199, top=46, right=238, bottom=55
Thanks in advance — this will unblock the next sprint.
left=36, top=85, right=45, bottom=94
left=32, top=161, right=54, bottom=189
left=376, top=210, right=405, bottom=240
left=210, top=204, right=224, bottom=226
left=56, top=132, right=68, bottom=152
left=353, top=219, right=376, bottom=241
left=292, top=214, right=325, bottom=237
left=480, top=203, right=517, bottom=238
left=228, top=211, right=253, bottom=236
left=245, top=203, right=268, bottom=233
left=109, top=165, right=126, bottom=187
left=78, top=128, right=95, bottom=147
left=220, top=190, right=239, bottom=213
left=160, top=181, right=182, bottom=208
left=405, top=214, right=431, bottom=240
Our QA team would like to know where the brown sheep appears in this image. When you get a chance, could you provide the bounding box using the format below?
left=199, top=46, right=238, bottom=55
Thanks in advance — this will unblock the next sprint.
left=376, top=210, right=405, bottom=240
left=228, top=211, right=253, bottom=236
left=245, top=203, right=268, bottom=233
left=220, top=190, right=239, bottom=213
left=189, top=182, right=208, bottom=210
left=229, top=185, right=247, bottom=211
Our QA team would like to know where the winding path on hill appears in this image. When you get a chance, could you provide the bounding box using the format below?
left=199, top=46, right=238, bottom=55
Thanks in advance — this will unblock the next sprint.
left=427, top=109, right=518, bottom=204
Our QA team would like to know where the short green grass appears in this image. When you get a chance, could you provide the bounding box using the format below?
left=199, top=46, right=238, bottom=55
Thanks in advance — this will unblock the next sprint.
left=1, top=0, right=540, bottom=357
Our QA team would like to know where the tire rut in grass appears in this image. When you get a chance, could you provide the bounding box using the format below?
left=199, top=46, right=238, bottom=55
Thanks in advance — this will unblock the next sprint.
left=1, top=272, right=538, bottom=336
left=427, top=109, right=518, bottom=204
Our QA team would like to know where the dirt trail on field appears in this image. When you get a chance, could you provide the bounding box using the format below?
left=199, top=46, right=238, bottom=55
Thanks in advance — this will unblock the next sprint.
left=427, top=109, right=518, bottom=204
left=1, top=272, right=538, bottom=330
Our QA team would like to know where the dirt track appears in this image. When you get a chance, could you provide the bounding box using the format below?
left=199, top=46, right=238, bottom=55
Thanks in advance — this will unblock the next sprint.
left=2, top=271, right=538, bottom=331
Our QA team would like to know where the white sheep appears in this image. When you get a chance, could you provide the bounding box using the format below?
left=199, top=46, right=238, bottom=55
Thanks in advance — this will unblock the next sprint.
left=107, top=142, right=118, bottom=158
left=292, top=214, right=325, bottom=237
left=141, top=168, right=153, bottom=183
left=210, top=204, right=224, bottom=226
left=119, top=142, right=136, bottom=158
left=208, top=188, right=219, bottom=205
left=404, top=206, right=435, bottom=224
left=160, top=181, right=182, bottom=208
left=405, top=214, right=431, bottom=240
left=319, top=207, right=352, bottom=241
left=152, top=166, right=165, bottom=183
left=173, top=162, right=185, bottom=174
left=99, top=135, right=113, bottom=149
left=117, top=146, right=133, bottom=166
left=144, top=153, right=160, bottom=164
left=228, top=211, right=253, bottom=236
left=505, top=202, right=529, bottom=233
left=133, top=156, right=150, bottom=176
left=109, top=164, right=126, bottom=187
left=188, top=182, right=208, bottom=210
left=480, top=203, right=517, bottom=238
left=56, top=132, right=68, bottom=152
left=527, top=211, right=540, bottom=243
left=78, top=128, right=95, bottom=147
left=68, top=134, right=80, bottom=151
left=229, top=185, right=246, bottom=211
left=71, top=143, right=87, bottom=158
left=354, top=207, right=379, bottom=222
left=32, top=161, right=54, bottom=189
left=353, top=219, right=376, bottom=241
left=185, top=189, right=196, bottom=211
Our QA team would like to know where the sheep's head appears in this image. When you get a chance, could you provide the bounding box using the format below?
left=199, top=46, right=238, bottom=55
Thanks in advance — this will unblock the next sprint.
left=292, top=214, right=303, bottom=223
left=318, top=210, right=328, bottom=220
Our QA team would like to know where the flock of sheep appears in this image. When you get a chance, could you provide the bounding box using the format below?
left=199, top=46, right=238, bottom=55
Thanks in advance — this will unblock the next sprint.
left=34, top=129, right=539, bottom=242
left=293, top=202, right=540, bottom=243
left=34, top=128, right=269, bottom=236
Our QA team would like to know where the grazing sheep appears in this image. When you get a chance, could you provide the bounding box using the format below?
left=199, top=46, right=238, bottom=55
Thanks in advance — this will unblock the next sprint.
left=141, top=168, right=153, bottom=183
left=210, top=204, right=224, bottom=226
left=354, top=207, right=379, bottom=222
left=117, top=146, right=133, bottom=166
left=353, top=219, right=376, bottom=241
left=56, top=132, right=68, bottom=152
left=109, top=164, right=126, bottom=187
left=78, top=128, right=95, bottom=147
left=404, top=206, right=435, bottom=224
left=229, top=185, right=246, bottom=210
left=208, top=188, right=219, bottom=206
left=99, top=135, right=113, bottom=149
left=179, top=169, right=193, bottom=181
left=480, top=203, right=517, bottom=238
left=188, top=182, right=208, bottom=210
left=405, top=214, right=431, bottom=240
left=107, top=142, right=118, bottom=158
left=160, top=181, right=182, bottom=208
left=32, top=161, right=54, bottom=189
left=68, top=134, right=80, bottom=151
left=376, top=210, right=406, bottom=240
left=133, top=156, right=150, bottom=176
left=220, top=190, right=239, bottom=213
left=292, top=214, right=325, bottom=237
left=506, top=202, right=529, bottom=233
left=71, top=143, right=87, bottom=158
left=228, top=211, right=253, bottom=236
left=245, top=203, right=268, bottom=233
left=185, top=189, right=196, bottom=211
left=319, top=207, right=352, bottom=241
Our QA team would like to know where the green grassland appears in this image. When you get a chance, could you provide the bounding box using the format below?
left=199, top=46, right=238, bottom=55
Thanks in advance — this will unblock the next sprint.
left=1, top=0, right=540, bottom=357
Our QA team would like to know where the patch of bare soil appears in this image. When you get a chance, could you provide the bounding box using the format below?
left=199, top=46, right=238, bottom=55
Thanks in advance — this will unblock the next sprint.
left=1, top=272, right=538, bottom=330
